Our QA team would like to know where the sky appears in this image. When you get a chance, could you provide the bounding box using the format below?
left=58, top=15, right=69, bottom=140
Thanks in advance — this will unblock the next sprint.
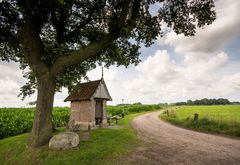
left=0, top=0, right=240, bottom=107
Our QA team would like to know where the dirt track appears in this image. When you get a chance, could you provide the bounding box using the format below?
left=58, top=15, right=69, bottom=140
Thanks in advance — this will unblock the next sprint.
left=126, top=111, right=240, bottom=165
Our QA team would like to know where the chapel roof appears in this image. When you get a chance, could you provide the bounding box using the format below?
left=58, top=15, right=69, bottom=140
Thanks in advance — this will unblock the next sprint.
left=64, top=79, right=112, bottom=102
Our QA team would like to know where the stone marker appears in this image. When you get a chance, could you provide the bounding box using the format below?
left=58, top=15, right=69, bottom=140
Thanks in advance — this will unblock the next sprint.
left=194, top=113, right=199, bottom=121
left=49, top=132, right=79, bottom=150
left=166, top=110, right=169, bottom=117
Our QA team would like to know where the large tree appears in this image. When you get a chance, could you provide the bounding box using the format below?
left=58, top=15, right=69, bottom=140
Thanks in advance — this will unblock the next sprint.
left=0, top=0, right=216, bottom=147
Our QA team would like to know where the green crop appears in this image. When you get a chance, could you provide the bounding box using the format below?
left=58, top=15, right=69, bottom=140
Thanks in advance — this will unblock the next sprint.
left=0, top=104, right=162, bottom=139
left=0, top=107, right=70, bottom=139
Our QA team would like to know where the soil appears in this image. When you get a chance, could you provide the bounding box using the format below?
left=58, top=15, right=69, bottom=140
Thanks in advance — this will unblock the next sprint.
left=125, top=111, right=240, bottom=165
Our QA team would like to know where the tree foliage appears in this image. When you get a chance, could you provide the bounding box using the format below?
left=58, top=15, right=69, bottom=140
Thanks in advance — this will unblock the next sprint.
left=175, top=98, right=232, bottom=106
left=0, top=0, right=216, bottom=98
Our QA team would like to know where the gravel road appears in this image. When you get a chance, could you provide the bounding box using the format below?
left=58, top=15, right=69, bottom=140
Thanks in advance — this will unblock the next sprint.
left=126, top=111, right=240, bottom=165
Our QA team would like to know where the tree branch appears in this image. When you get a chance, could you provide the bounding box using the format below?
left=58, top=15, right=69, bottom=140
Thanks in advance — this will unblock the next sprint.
left=119, top=0, right=131, bottom=24
left=18, top=16, right=49, bottom=78
left=50, top=34, right=115, bottom=76
left=50, top=0, right=141, bottom=76
left=128, top=0, right=141, bottom=27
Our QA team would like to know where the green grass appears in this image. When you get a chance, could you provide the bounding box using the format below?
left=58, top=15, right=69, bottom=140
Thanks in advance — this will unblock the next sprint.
left=160, top=105, right=240, bottom=137
left=0, top=112, right=150, bottom=165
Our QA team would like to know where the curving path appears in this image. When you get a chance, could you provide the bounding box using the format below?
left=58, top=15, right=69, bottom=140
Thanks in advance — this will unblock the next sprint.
left=126, top=111, right=240, bottom=165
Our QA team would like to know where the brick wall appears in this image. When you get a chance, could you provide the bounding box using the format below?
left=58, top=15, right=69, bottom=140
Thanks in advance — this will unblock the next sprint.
left=69, top=99, right=108, bottom=128
left=70, top=100, right=95, bottom=123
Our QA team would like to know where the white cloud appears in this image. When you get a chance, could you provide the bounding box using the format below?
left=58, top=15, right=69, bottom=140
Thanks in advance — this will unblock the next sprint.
left=0, top=62, right=38, bottom=107
left=160, top=0, right=240, bottom=55
left=136, top=50, right=179, bottom=82
left=223, top=73, right=240, bottom=90
left=126, top=49, right=239, bottom=103
left=0, top=77, right=19, bottom=95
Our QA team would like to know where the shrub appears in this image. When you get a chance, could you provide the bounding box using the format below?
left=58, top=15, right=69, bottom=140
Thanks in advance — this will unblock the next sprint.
left=107, top=104, right=161, bottom=116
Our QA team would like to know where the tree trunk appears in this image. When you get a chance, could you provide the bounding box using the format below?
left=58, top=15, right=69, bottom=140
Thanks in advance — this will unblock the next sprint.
left=28, top=75, right=56, bottom=147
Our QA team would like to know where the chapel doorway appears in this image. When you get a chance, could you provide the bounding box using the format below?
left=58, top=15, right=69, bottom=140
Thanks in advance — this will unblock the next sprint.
left=95, top=100, right=103, bottom=125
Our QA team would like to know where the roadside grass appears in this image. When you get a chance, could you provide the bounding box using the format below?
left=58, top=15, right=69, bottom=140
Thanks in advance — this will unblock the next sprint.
left=160, top=105, right=240, bottom=137
left=0, top=112, right=151, bottom=165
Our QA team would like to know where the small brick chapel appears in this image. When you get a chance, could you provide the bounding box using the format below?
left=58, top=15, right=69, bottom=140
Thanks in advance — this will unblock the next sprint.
left=64, top=77, right=112, bottom=129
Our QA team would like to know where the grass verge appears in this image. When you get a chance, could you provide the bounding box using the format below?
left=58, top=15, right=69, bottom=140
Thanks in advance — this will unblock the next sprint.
left=0, top=113, right=147, bottom=165
left=160, top=105, right=240, bottom=137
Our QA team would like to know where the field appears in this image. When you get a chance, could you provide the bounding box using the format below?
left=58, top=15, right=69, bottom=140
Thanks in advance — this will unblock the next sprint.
left=0, top=104, right=161, bottom=139
left=0, top=112, right=155, bottom=165
left=0, top=107, right=70, bottom=139
left=160, top=105, right=240, bottom=137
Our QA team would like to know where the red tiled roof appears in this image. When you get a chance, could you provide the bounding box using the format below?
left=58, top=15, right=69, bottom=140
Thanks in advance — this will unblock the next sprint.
left=64, top=80, right=101, bottom=102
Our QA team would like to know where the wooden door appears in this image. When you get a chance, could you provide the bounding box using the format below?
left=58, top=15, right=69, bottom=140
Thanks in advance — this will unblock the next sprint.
left=95, top=100, right=103, bottom=124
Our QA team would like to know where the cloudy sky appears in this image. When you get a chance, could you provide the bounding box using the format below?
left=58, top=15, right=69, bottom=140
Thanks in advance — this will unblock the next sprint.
left=1, top=0, right=240, bottom=107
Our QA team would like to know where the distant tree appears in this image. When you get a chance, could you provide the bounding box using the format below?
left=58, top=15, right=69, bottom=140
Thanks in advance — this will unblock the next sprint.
left=201, top=98, right=209, bottom=105
left=232, top=101, right=240, bottom=105
left=217, top=98, right=230, bottom=105
left=0, top=0, right=216, bottom=147
left=133, top=102, right=142, bottom=105
left=158, top=103, right=168, bottom=106
left=175, top=102, right=187, bottom=106
left=193, top=100, right=200, bottom=105
left=178, top=98, right=232, bottom=106
left=212, top=99, right=217, bottom=105
left=187, top=100, right=193, bottom=105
